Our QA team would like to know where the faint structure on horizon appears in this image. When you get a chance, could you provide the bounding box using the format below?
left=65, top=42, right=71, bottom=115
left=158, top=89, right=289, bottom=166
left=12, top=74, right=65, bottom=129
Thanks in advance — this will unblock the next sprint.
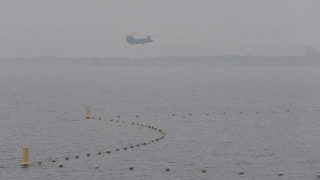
left=304, top=46, right=318, bottom=56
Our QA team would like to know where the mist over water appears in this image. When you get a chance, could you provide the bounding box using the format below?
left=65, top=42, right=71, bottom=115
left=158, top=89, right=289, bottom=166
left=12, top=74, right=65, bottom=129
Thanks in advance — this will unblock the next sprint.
left=1, top=64, right=320, bottom=179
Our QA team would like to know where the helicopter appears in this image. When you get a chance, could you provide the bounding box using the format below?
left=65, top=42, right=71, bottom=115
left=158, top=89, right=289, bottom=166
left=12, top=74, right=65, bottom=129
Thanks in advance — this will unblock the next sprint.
left=117, top=33, right=159, bottom=45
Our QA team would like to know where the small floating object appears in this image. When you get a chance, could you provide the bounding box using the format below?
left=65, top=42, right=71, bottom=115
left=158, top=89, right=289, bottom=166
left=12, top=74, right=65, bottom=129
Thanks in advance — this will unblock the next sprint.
left=155, top=138, right=159, bottom=141
left=189, top=114, right=192, bottom=116
left=132, top=122, right=134, bottom=125
left=256, top=111, right=259, bottom=113
left=124, top=147, right=127, bottom=150
left=202, top=168, right=207, bottom=173
left=118, top=115, right=120, bottom=118
left=151, top=140, right=154, bottom=142
left=148, top=126, right=151, bottom=128
left=122, top=121, right=125, bottom=123
left=165, top=167, right=170, bottom=171
left=106, top=149, right=111, bottom=154
left=287, top=110, right=289, bottom=112
left=65, top=156, right=69, bottom=160
left=137, top=123, right=139, bottom=125
left=154, top=127, right=157, bottom=130
left=136, top=115, right=139, bottom=117
left=87, top=153, right=90, bottom=156
left=52, top=158, right=56, bottom=162
left=278, top=172, right=283, bottom=176
left=206, top=113, right=209, bottom=115
left=239, top=170, right=244, bottom=174
left=223, top=112, right=226, bottom=114
left=151, top=126, right=154, bottom=129
left=317, top=173, right=320, bottom=178
left=136, top=144, right=140, bottom=147
left=130, top=145, right=134, bottom=148
left=143, top=143, right=146, bottom=145
left=59, top=164, right=63, bottom=168
left=98, top=117, right=101, bottom=120
left=240, top=112, right=242, bottom=114
left=75, top=154, right=79, bottom=158
left=92, top=117, right=95, bottom=119
left=116, top=120, right=119, bottom=122
left=110, top=119, right=113, bottom=121
left=97, top=151, right=101, bottom=155
left=116, top=148, right=119, bottom=151
left=129, top=166, right=133, bottom=170
left=95, top=165, right=99, bottom=169
left=38, top=160, right=42, bottom=164
left=172, top=114, right=175, bottom=116
left=141, top=124, right=143, bottom=126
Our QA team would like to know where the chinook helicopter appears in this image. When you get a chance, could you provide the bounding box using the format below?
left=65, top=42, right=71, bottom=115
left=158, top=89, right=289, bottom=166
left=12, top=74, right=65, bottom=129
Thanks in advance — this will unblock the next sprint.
left=118, top=33, right=159, bottom=45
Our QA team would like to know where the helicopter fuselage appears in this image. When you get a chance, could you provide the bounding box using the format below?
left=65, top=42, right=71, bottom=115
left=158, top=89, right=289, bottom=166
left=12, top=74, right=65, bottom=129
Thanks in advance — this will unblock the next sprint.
left=126, top=36, right=153, bottom=45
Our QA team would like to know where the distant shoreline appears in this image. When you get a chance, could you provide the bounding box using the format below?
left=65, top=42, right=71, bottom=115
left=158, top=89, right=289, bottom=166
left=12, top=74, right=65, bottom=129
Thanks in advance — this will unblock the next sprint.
left=0, top=55, right=319, bottom=66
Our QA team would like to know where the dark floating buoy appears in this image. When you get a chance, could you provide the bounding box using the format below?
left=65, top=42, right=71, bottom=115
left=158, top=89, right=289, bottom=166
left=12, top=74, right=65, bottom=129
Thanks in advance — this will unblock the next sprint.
left=240, top=112, right=242, bottom=114
left=116, top=120, right=119, bottom=122
left=122, top=121, right=125, bottom=123
left=118, top=115, right=120, bottom=118
left=132, top=122, right=134, bottom=125
left=97, top=151, right=101, bottom=155
left=136, top=115, right=139, bottom=117
left=92, top=117, right=95, bottom=119
left=206, top=113, right=209, bottom=115
left=141, top=124, right=143, bottom=126
left=172, top=114, right=175, bottom=116
left=136, top=144, right=140, bottom=147
left=124, top=147, right=127, bottom=150
left=98, top=117, right=101, bottom=120
left=143, top=143, right=146, bottom=145
left=130, top=145, right=134, bottom=148
left=165, top=167, right=170, bottom=171
left=52, top=158, right=56, bottom=162
left=106, top=149, right=111, bottom=154
left=137, top=123, right=139, bottom=125
left=223, top=112, right=226, bottom=114
left=202, top=168, right=207, bottom=173
left=116, top=148, right=120, bottom=151
left=151, top=140, right=154, bottom=142
left=59, top=164, right=63, bottom=168
left=256, top=111, right=259, bottom=113
left=87, top=153, right=90, bottom=156
left=65, top=156, right=69, bottom=160
left=287, top=110, right=289, bottom=112
left=189, top=114, right=192, bottom=116
left=129, top=166, right=134, bottom=170
left=75, top=154, right=79, bottom=158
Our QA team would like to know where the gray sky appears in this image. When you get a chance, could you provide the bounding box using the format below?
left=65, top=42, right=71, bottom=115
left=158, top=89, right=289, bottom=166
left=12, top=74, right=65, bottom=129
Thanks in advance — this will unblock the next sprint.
left=0, top=0, right=319, bottom=58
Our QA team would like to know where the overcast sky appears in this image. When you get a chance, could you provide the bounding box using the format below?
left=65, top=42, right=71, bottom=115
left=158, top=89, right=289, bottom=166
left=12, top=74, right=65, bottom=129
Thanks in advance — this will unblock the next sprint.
left=0, top=0, right=319, bottom=58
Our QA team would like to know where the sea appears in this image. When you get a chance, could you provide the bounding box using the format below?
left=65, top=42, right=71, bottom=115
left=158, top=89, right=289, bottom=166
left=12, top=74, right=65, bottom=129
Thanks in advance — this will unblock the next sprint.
left=1, top=61, right=320, bottom=180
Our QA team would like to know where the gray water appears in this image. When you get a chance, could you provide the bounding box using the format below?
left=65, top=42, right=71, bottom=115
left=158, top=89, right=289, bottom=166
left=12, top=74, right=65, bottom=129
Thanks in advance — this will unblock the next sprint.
left=1, top=65, right=320, bottom=180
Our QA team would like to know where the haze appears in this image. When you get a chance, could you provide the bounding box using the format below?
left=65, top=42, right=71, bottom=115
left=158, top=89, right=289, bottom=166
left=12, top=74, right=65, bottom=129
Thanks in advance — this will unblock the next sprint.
left=0, top=0, right=319, bottom=58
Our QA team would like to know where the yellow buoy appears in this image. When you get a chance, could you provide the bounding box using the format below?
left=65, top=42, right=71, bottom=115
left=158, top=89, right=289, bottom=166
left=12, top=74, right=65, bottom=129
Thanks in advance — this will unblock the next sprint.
left=202, top=168, right=207, bottom=173
left=95, top=165, right=99, bottom=169
left=129, top=166, right=133, bottom=170
left=86, top=107, right=91, bottom=119
left=21, top=147, right=29, bottom=166
left=278, top=172, right=283, bottom=176
left=38, top=160, right=42, bottom=165
left=52, top=158, right=56, bottom=162
left=75, top=154, right=79, bottom=158
left=239, top=170, right=244, bottom=174
left=165, top=167, right=170, bottom=171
